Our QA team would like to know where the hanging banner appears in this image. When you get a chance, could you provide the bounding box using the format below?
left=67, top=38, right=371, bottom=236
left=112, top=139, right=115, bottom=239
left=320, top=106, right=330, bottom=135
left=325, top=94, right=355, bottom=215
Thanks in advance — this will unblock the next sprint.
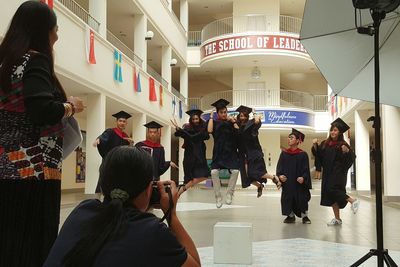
left=133, top=66, right=138, bottom=92
left=40, top=0, right=53, bottom=8
left=149, top=77, right=157, bottom=101
left=179, top=100, right=183, bottom=119
left=172, top=96, right=177, bottom=116
left=85, top=26, right=96, bottom=64
left=113, top=49, right=123, bottom=82
left=159, top=85, right=163, bottom=106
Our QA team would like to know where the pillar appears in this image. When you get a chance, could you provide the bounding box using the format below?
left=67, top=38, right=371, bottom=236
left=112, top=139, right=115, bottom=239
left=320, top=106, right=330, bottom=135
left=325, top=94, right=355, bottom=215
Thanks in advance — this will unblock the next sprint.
left=131, top=113, right=147, bottom=142
left=89, top=0, right=107, bottom=37
left=134, top=14, right=147, bottom=71
left=85, top=93, right=106, bottom=194
left=354, top=110, right=371, bottom=191
left=180, top=66, right=188, bottom=104
left=161, top=45, right=172, bottom=91
left=180, top=0, right=188, bottom=32
left=161, top=125, right=172, bottom=180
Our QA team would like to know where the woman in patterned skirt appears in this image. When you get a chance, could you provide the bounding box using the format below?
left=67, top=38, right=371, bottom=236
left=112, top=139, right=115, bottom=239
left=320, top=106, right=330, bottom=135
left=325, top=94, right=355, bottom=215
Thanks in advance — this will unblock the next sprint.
left=0, top=2, right=84, bottom=266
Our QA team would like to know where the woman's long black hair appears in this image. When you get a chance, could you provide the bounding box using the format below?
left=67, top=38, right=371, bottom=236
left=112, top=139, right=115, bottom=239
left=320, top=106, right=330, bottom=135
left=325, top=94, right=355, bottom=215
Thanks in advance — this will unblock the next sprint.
left=62, top=146, right=154, bottom=267
left=0, top=1, right=65, bottom=99
left=323, top=125, right=346, bottom=148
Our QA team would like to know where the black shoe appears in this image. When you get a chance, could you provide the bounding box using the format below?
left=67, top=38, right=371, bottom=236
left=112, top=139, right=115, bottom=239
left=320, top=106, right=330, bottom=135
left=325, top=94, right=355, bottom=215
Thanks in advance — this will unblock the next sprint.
left=302, top=216, right=311, bottom=224
left=283, top=216, right=296, bottom=223
left=257, top=184, right=264, bottom=198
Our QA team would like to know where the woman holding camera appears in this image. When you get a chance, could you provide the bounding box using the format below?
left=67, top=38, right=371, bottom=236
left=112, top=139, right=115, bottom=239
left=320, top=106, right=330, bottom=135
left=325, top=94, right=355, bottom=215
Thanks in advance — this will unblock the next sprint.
left=43, top=146, right=200, bottom=267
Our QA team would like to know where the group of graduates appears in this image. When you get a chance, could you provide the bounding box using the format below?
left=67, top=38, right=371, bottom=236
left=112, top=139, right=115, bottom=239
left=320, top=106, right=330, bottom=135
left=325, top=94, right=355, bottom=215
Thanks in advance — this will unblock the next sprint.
left=93, top=98, right=360, bottom=225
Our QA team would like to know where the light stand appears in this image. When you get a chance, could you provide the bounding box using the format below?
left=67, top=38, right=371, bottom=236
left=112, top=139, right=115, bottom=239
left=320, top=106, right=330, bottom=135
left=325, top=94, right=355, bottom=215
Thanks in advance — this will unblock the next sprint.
left=350, top=6, right=398, bottom=267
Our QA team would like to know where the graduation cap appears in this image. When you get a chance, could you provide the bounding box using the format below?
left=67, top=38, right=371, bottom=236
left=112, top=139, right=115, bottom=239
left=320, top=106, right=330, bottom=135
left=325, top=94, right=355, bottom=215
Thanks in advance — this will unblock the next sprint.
left=112, top=111, right=132, bottom=119
left=331, top=117, right=350, bottom=133
left=211, top=98, right=230, bottom=110
left=185, top=109, right=203, bottom=117
left=144, top=121, right=163, bottom=129
left=290, top=128, right=305, bottom=142
left=236, top=105, right=252, bottom=114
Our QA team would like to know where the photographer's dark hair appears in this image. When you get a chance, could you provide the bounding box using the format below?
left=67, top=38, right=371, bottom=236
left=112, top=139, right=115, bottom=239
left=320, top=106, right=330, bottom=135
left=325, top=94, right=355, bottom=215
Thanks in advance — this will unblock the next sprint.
left=0, top=1, right=65, bottom=98
left=62, top=146, right=154, bottom=267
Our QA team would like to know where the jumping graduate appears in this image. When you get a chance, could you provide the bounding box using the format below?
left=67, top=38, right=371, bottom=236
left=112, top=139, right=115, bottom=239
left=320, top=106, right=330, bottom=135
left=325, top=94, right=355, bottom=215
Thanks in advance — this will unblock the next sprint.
left=313, top=118, right=359, bottom=226
left=277, top=128, right=312, bottom=224
left=236, top=105, right=281, bottom=198
left=93, top=111, right=134, bottom=193
left=207, top=98, right=240, bottom=208
left=172, top=109, right=210, bottom=196
left=135, top=121, right=178, bottom=181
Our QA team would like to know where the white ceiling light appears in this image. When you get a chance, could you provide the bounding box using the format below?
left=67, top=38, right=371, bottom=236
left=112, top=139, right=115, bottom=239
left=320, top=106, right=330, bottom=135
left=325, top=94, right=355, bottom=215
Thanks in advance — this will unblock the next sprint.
left=251, top=66, right=261, bottom=79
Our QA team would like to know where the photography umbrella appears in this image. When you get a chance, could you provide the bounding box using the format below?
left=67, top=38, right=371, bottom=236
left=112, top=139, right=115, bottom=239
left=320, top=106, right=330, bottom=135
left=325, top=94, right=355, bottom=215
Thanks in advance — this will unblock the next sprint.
left=300, top=1, right=400, bottom=266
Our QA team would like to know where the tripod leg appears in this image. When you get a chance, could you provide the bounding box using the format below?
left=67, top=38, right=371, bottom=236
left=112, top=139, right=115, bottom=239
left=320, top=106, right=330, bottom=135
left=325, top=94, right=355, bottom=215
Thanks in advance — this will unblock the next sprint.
left=383, top=253, right=398, bottom=267
left=350, top=250, right=376, bottom=267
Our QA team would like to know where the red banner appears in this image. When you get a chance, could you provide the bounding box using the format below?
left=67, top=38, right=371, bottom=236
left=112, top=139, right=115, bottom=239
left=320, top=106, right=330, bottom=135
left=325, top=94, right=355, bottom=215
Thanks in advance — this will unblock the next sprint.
left=159, top=85, right=163, bottom=106
left=201, top=34, right=307, bottom=59
left=133, top=66, right=138, bottom=92
left=40, top=0, right=53, bottom=8
left=149, top=77, right=157, bottom=101
left=85, top=27, right=96, bottom=64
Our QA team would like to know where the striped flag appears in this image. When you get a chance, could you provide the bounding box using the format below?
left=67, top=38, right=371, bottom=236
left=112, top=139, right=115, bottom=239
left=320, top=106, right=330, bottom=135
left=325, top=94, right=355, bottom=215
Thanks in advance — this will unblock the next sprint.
left=40, top=0, right=53, bottom=8
left=149, top=77, right=157, bottom=101
left=137, top=72, right=141, bottom=92
left=113, top=49, right=123, bottom=82
left=179, top=100, right=183, bottom=119
left=159, top=85, right=163, bottom=106
left=85, top=26, right=96, bottom=64
left=133, top=66, right=138, bottom=92
left=172, top=96, right=177, bottom=116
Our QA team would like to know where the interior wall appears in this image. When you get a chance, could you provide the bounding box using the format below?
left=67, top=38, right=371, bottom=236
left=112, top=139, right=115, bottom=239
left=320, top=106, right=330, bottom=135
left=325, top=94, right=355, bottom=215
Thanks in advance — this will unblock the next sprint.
left=281, top=73, right=327, bottom=95
left=189, top=79, right=232, bottom=97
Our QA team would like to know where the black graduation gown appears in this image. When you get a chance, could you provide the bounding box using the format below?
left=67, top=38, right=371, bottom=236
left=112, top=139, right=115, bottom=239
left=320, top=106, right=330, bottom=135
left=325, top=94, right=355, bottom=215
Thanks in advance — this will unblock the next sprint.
left=315, top=141, right=355, bottom=209
left=97, top=128, right=130, bottom=158
left=209, top=119, right=240, bottom=170
left=174, top=124, right=210, bottom=183
left=276, top=150, right=312, bottom=217
left=135, top=141, right=170, bottom=181
left=237, top=120, right=268, bottom=188
left=311, top=145, right=322, bottom=171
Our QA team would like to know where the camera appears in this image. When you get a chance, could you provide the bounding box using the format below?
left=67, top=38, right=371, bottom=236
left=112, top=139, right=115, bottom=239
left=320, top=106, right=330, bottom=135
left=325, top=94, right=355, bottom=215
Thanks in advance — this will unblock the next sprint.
left=149, top=181, right=171, bottom=206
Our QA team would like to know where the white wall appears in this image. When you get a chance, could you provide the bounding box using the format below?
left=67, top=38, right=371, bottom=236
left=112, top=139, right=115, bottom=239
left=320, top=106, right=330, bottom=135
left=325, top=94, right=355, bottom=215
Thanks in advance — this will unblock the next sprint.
left=354, top=110, right=371, bottom=191
left=233, top=67, right=280, bottom=90
left=258, top=130, right=281, bottom=174
left=233, top=0, right=280, bottom=17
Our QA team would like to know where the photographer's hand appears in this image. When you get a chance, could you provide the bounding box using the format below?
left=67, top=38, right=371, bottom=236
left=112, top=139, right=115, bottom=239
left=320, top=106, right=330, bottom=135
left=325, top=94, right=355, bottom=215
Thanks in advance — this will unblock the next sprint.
left=157, top=180, right=178, bottom=215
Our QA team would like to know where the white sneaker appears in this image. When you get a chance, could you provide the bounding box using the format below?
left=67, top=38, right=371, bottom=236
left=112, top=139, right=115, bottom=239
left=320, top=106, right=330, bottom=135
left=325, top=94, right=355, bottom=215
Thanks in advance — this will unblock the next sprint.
left=351, top=199, right=360, bottom=214
left=225, top=193, right=233, bottom=205
left=327, top=218, right=342, bottom=226
left=216, top=196, right=223, bottom=208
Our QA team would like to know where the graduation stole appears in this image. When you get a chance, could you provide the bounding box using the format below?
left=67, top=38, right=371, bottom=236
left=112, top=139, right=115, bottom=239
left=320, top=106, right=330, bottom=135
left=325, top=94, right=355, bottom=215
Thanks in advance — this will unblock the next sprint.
left=113, top=128, right=128, bottom=139
left=284, top=148, right=303, bottom=155
left=143, top=140, right=162, bottom=148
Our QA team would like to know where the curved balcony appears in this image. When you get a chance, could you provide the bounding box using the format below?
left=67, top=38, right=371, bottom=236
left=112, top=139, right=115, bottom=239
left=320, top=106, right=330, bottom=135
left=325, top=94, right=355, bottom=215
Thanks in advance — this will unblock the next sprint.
left=188, top=89, right=328, bottom=112
left=201, top=15, right=302, bottom=43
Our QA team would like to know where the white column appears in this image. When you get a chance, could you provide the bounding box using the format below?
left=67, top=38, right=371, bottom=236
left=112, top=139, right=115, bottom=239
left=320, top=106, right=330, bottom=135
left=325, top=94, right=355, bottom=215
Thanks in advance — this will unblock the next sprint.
left=162, top=45, right=172, bottom=91
left=382, top=105, right=400, bottom=197
left=343, top=130, right=353, bottom=189
left=180, top=66, right=188, bottom=104
left=168, top=0, right=172, bottom=11
left=89, top=0, right=107, bottom=37
left=134, top=14, right=147, bottom=71
left=161, top=125, right=172, bottom=181
left=131, top=113, right=147, bottom=142
left=180, top=0, right=188, bottom=32
left=354, top=110, right=371, bottom=191
left=85, top=93, right=106, bottom=194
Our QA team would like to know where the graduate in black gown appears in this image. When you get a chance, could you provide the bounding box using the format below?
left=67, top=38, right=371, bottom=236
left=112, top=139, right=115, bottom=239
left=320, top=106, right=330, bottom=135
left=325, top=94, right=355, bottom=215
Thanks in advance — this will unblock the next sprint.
left=277, top=129, right=312, bottom=224
left=311, top=145, right=322, bottom=179
left=172, top=109, right=210, bottom=196
left=236, top=105, right=281, bottom=198
left=207, top=99, right=240, bottom=208
left=313, top=118, right=359, bottom=226
left=135, top=121, right=178, bottom=181
left=93, top=111, right=134, bottom=192
left=43, top=146, right=201, bottom=267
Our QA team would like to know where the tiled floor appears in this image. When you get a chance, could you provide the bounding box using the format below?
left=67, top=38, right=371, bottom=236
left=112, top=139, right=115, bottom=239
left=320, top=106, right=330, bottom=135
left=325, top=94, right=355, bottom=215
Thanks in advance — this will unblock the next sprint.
left=60, top=181, right=400, bottom=266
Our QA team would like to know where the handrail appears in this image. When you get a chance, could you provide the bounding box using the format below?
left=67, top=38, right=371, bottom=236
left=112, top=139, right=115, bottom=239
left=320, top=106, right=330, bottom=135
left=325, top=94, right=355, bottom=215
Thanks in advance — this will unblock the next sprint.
left=57, top=0, right=100, bottom=32
left=188, top=89, right=328, bottom=111
left=201, top=14, right=302, bottom=42
left=188, top=31, right=202, bottom=46
left=159, top=0, right=187, bottom=35
left=147, top=65, right=169, bottom=88
left=106, top=30, right=143, bottom=68
left=171, top=86, right=187, bottom=103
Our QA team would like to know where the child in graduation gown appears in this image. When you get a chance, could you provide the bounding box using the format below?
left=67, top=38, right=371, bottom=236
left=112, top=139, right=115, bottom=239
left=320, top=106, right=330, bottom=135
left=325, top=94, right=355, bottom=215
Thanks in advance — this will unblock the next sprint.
left=207, top=99, right=240, bottom=208
left=135, top=121, right=178, bottom=181
left=277, top=128, right=312, bottom=224
left=172, top=109, right=210, bottom=196
left=236, top=105, right=281, bottom=198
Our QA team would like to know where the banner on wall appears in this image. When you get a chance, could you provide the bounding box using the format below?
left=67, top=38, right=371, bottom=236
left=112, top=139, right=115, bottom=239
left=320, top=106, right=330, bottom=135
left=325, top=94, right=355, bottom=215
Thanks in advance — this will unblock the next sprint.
left=179, top=100, right=183, bottom=119
left=159, top=85, right=163, bottom=106
left=40, top=0, right=53, bottom=8
left=85, top=26, right=96, bottom=64
left=113, top=49, right=123, bottom=82
left=149, top=77, right=157, bottom=101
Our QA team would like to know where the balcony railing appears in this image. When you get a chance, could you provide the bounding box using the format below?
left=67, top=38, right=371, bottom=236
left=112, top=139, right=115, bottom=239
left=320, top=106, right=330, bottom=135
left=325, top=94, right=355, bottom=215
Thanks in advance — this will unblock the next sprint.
left=147, top=65, right=169, bottom=89
left=201, top=15, right=302, bottom=43
left=188, top=89, right=328, bottom=111
left=160, top=0, right=187, bottom=35
left=57, top=0, right=100, bottom=32
left=106, top=31, right=143, bottom=68
left=171, top=86, right=187, bottom=103
left=188, top=31, right=202, bottom=47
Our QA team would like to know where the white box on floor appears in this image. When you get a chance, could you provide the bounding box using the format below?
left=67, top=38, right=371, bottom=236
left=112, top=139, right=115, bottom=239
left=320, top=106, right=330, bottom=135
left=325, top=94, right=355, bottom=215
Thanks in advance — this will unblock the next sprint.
left=213, top=222, right=253, bottom=265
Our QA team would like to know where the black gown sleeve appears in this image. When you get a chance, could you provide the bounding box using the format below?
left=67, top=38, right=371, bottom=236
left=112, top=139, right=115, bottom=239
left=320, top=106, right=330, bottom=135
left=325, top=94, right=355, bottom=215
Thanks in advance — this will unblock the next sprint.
left=97, top=129, right=113, bottom=158
left=23, top=53, right=65, bottom=126
left=158, top=148, right=170, bottom=176
left=276, top=152, right=284, bottom=177
left=175, top=127, right=209, bottom=142
left=301, top=152, right=312, bottom=189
